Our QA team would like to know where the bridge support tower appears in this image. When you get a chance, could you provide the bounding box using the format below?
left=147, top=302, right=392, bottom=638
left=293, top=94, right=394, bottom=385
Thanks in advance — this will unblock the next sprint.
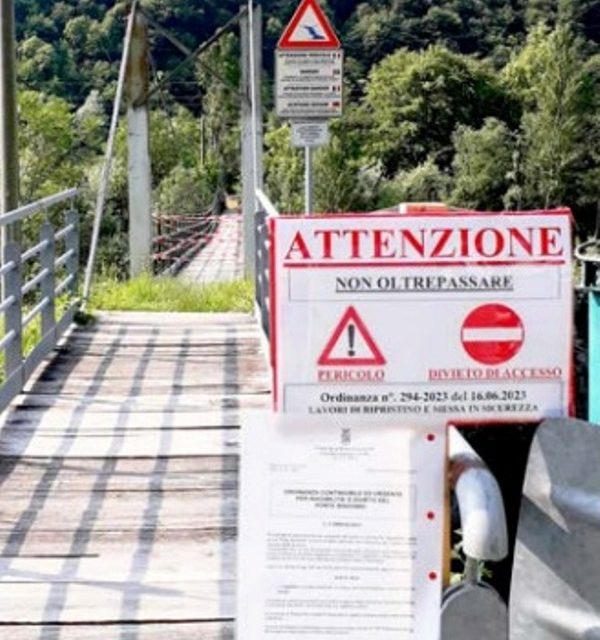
left=127, top=11, right=153, bottom=278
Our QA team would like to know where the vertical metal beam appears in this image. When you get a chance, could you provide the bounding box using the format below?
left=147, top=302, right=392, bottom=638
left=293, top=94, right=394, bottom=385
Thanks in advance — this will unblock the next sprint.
left=39, top=222, right=56, bottom=339
left=249, top=3, right=264, bottom=199
left=241, top=14, right=253, bottom=276
left=66, top=209, right=79, bottom=296
left=126, top=11, right=152, bottom=278
left=0, top=0, right=20, bottom=245
left=590, top=292, right=600, bottom=423
left=241, top=4, right=263, bottom=277
left=3, top=242, right=21, bottom=383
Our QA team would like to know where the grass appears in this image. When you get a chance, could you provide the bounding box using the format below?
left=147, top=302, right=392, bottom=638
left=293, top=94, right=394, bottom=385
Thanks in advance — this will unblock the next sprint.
left=89, top=274, right=255, bottom=313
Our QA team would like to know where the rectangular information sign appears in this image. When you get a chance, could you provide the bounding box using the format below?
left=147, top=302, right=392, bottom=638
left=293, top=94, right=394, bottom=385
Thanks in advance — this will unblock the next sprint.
left=292, top=121, right=330, bottom=147
left=276, top=50, right=343, bottom=119
left=237, top=412, right=445, bottom=639
left=271, top=211, right=573, bottom=423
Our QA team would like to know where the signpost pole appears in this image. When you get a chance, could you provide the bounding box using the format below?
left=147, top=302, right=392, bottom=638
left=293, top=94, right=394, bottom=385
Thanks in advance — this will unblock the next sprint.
left=304, top=145, right=313, bottom=214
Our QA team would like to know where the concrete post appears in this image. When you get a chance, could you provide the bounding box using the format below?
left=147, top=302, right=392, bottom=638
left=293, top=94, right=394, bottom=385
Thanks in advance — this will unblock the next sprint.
left=126, top=12, right=152, bottom=278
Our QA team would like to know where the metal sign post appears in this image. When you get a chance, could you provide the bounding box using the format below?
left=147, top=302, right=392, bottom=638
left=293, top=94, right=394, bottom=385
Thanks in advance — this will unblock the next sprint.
left=304, top=146, right=313, bottom=214
left=276, top=0, right=342, bottom=214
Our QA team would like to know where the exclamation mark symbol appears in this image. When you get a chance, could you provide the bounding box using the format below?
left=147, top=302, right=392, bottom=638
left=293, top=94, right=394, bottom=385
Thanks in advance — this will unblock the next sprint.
left=348, top=324, right=356, bottom=357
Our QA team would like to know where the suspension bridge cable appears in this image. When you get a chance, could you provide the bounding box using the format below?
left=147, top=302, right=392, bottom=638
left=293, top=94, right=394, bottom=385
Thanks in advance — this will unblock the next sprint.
left=82, top=1, right=138, bottom=306
left=143, top=12, right=242, bottom=99
left=137, top=6, right=248, bottom=108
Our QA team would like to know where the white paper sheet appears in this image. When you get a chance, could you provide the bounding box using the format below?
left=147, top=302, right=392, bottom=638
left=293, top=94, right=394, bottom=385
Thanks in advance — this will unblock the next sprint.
left=237, top=413, right=446, bottom=639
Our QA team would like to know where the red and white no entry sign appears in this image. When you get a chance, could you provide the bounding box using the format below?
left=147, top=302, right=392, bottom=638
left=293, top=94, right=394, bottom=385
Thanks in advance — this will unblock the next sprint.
left=461, top=304, right=525, bottom=365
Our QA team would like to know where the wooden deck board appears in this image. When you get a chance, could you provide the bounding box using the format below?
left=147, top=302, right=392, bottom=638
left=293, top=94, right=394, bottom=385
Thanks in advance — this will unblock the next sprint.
left=1, top=621, right=234, bottom=640
left=0, top=311, right=270, bottom=634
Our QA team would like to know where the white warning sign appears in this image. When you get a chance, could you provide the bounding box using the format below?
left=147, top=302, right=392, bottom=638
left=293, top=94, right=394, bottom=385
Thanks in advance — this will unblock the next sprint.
left=278, top=0, right=341, bottom=49
left=270, top=211, right=574, bottom=424
left=276, top=0, right=343, bottom=120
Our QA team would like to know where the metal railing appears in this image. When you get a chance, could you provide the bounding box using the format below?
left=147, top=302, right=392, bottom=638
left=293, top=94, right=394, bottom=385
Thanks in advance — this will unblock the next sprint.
left=254, top=189, right=278, bottom=338
left=152, top=192, right=224, bottom=276
left=0, top=188, right=80, bottom=414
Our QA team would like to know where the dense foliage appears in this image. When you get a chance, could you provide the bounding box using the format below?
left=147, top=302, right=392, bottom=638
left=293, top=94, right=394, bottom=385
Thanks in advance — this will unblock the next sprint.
left=12, top=0, right=600, bottom=274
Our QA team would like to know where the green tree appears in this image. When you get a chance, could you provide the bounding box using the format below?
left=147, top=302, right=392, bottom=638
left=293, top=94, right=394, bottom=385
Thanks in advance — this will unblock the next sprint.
left=264, top=124, right=303, bottom=213
left=155, top=162, right=219, bottom=215
left=450, top=118, right=514, bottom=209
left=377, top=158, right=451, bottom=207
left=363, top=46, right=517, bottom=178
left=314, top=109, right=372, bottom=212
left=505, top=25, right=600, bottom=216
left=195, top=32, right=241, bottom=188
left=18, top=90, right=84, bottom=201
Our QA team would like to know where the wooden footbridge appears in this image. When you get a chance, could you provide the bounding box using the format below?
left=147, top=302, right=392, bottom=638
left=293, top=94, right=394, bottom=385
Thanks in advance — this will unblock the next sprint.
left=0, top=191, right=270, bottom=638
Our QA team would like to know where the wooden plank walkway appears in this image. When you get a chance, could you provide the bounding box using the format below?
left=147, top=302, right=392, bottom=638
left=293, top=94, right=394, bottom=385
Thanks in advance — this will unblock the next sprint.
left=179, top=212, right=244, bottom=284
left=0, top=311, right=271, bottom=639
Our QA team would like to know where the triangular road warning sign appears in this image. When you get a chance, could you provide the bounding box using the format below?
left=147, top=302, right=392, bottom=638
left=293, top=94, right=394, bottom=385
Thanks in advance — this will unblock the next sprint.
left=318, top=307, right=386, bottom=367
left=278, top=0, right=341, bottom=49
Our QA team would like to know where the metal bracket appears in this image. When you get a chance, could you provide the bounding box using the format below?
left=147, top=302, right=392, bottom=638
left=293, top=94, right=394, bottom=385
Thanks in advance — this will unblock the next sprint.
left=575, top=239, right=600, bottom=292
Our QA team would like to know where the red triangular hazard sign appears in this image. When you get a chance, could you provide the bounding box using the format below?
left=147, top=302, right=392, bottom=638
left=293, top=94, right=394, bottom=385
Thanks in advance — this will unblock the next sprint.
left=318, top=307, right=386, bottom=367
left=278, top=0, right=341, bottom=49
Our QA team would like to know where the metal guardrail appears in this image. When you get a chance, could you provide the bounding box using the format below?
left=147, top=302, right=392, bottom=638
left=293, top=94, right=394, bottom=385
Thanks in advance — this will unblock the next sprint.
left=0, top=189, right=80, bottom=414
left=254, top=189, right=278, bottom=339
left=152, top=191, right=224, bottom=276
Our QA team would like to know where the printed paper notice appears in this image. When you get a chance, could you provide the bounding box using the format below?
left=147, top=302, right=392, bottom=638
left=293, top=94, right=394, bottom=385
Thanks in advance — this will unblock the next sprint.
left=237, top=413, right=445, bottom=639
